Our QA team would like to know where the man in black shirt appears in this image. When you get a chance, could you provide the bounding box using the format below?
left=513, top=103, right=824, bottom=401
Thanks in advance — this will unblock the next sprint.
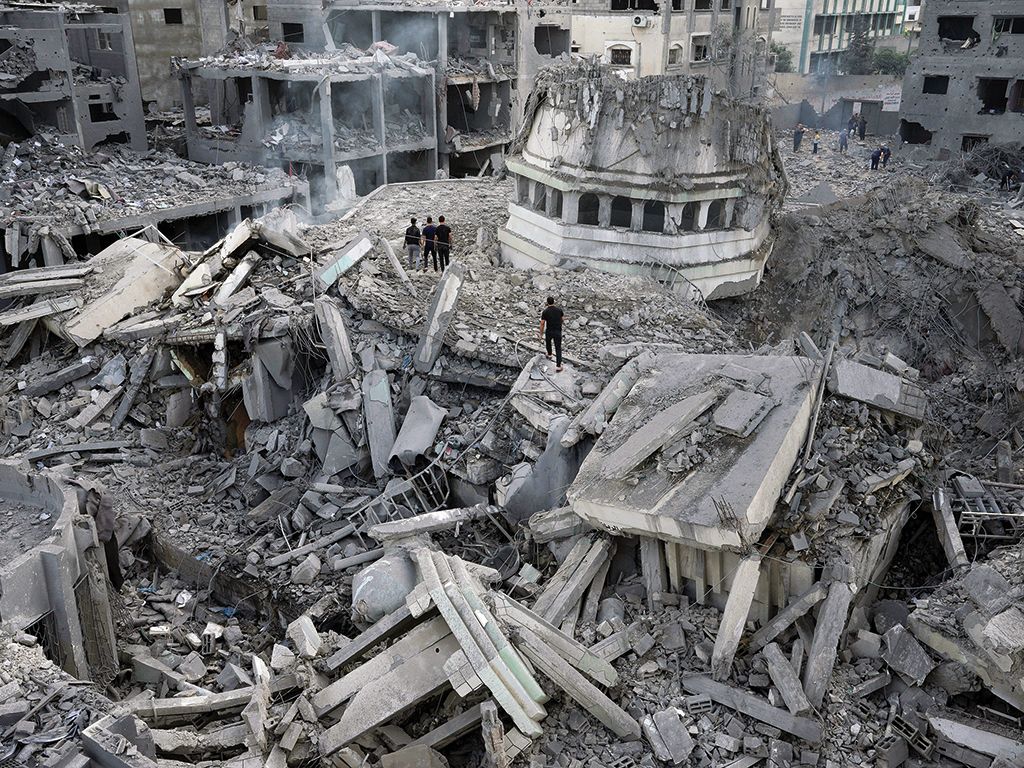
left=404, top=217, right=421, bottom=270
left=539, top=296, right=565, bottom=372
left=434, top=215, right=452, bottom=272
left=422, top=216, right=437, bottom=273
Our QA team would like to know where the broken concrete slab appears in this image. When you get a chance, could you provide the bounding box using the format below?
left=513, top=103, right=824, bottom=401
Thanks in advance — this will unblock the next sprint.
left=389, top=395, right=447, bottom=470
left=413, top=262, right=466, bottom=374
left=802, top=580, right=855, bottom=709
left=711, top=553, right=762, bottom=681
left=762, top=643, right=811, bottom=716
left=680, top=676, right=821, bottom=743
left=828, top=359, right=927, bottom=420
left=362, top=369, right=397, bottom=479
left=881, top=624, right=937, bottom=685
left=315, top=296, right=356, bottom=381
left=316, top=232, right=374, bottom=288
left=286, top=616, right=322, bottom=659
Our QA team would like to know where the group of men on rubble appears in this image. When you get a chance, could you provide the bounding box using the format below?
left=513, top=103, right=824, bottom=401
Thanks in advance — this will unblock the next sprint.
left=404, top=216, right=453, bottom=273
left=793, top=119, right=891, bottom=170
left=398, top=216, right=567, bottom=373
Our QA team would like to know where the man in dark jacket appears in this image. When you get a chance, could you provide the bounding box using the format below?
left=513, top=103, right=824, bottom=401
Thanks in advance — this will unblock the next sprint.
left=539, top=296, right=565, bottom=372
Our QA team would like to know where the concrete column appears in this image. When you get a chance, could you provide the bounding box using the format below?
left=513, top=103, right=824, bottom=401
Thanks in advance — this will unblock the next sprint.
left=426, top=71, right=439, bottom=173
left=180, top=74, right=198, bottom=146
left=371, top=10, right=381, bottom=42
left=545, top=188, right=560, bottom=218
left=373, top=75, right=387, bottom=185
left=563, top=191, right=581, bottom=224
left=630, top=200, right=644, bottom=232
left=598, top=195, right=612, bottom=228
left=665, top=203, right=682, bottom=235
left=724, top=198, right=736, bottom=228
left=696, top=200, right=710, bottom=231
left=39, top=544, right=90, bottom=679
left=319, top=79, right=338, bottom=202
left=436, top=15, right=449, bottom=174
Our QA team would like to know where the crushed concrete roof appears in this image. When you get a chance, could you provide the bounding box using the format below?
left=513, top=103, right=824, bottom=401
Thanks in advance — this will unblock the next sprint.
left=0, top=134, right=300, bottom=235
left=180, top=42, right=432, bottom=77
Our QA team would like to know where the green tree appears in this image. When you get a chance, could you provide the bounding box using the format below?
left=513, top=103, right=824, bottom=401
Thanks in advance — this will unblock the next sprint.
left=872, top=48, right=910, bottom=76
left=770, top=42, right=794, bottom=73
left=841, top=18, right=874, bottom=74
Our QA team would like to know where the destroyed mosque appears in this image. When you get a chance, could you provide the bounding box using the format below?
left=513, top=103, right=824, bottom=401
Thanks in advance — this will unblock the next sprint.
left=1, top=1, right=1024, bottom=768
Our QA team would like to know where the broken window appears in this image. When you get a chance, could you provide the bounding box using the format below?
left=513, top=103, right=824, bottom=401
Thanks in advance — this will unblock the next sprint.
left=899, top=120, right=933, bottom=145
left=282, top=22, right=305, bottom=43
left=993, top=17, right=1024, bottom=35
left=611, top=0, right=630, bottom=10
left=469, top=26, right=487, bottom=49
left=694, top=0, right=712, bottom=10
left=705, top=199, right=726, bottom=230
left=517, top=176, right=530, bottom=204
left=609, top=46, right=632, bottom=66
left=534, top=25, right=570, bottom=56
left=163, top=8, right=183, bottom=24
left=691, top=35, right=710, bottom=61
left=610, top=196, right=632, bottom=228
left=578, top=193, right=600, bottom=225
left=253, top=5, right=268, bottom=21
left=922, top=75, right=949, bottom=95
left=720, top=0, right=731, bottom=9
left=977, top=78, right=1010, bottom=114
left=962, top=134, right=989, bottom=152
left=760, top=0, right=771, bottom=8
left=88, top=102, right=118, bottom=123
left=97, top=31, right=113, bottom=51
left=668, top=44, right=683, bottom=65
left=642, top=201, right=665, bottom=233
left=936, top=16, right=978, bottom=42
left=672, top=0, right=682, bottom=10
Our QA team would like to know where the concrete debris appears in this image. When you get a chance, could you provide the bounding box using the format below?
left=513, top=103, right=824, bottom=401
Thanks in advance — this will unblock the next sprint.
left=4, top=46, right=1024, bottom=768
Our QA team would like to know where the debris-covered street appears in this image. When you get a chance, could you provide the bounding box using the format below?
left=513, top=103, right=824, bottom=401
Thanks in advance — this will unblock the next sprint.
left=2, top=3, right=1024, bottom=768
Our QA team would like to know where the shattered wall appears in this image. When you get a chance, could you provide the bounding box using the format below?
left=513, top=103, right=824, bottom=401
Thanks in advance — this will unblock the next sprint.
left=899, top=0, right=1024, bottom=156
left=0, top=5, right=146, bottom=151
left=499, top=60, right=787, bottom=300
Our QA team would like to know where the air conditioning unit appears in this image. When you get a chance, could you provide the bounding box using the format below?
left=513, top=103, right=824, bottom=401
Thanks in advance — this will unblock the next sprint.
left=632, top=14, right=652, bottom=27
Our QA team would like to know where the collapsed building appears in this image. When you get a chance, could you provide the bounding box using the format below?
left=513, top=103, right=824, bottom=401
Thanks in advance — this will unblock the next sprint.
left=176, top=0, right=572, bottom=210
left=499, top=61, right=786, bottom=300
left=899, top=0, right=1024, bottom=155
left=0, top=1, right=146, bottom=151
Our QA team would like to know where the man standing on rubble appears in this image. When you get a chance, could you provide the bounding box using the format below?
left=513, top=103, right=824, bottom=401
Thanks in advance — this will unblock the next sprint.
left=880, top=144, right=892, bottom=168
left=858, top=114, right=867, bottom=141
left=405, top=217, right=422, bottom=270
left=793, top=123, right=805, bottom=152
left=434, top=215, right=452, bottom=272
left=539, top=296, right=565, bottom=373
left=422, top=216, right=437, bottom=273
left=838, top=128, right=849, bottom=154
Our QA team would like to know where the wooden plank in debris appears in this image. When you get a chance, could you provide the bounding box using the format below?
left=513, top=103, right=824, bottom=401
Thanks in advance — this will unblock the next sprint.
left=514, top=626, right=641, bottom=740
left=748, top=581, right=829, bottom=652
left=324, top=604, right=424, bottom=673
left=407, top=704, right=484, bottom=750
left=0, top=278, right=84, bottom=299
left=1, top=318, right=37, bottom=365
left=0, top=295, right=81, bottom=326
left=539, top=538, right=614, bottom=627
left=802, top=580, right=855, bottom=710
left=531, top=536, right=594, bottom=618
left=68, top=386, right=124, bottom=430
left=24, top=440, right=128, bottom=461
left=128, top=675, right=297, bottom=723
left=263, top=523, right=356, bottom=567
left=680, top=676, right=821, bottom=743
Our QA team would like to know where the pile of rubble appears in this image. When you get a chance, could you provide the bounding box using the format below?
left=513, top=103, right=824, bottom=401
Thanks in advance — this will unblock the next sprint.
left=2, top=136, right=1024, bottom=768
left=183, top=41, right=433, bottom=77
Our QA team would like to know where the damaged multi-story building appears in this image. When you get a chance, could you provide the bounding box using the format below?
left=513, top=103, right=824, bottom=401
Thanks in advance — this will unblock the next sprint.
left=0, top=1, right=145, bottom=150
left=499, top=61, right=786, bottom=300
left=175, top=0, right=572, bottom=210
left=899, top=0, right=1024, bottom=155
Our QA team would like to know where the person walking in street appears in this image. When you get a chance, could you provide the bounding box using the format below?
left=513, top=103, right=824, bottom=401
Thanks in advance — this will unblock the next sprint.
left=838, top=128, right=849, bottom=153
left=858, top=114, right=867, bottom=141
left=793, top=123, right=806, bottom=152
left=404, top=217, right=421, bottom=271
left=812, top=130, right=821, bottom=155
left=870, top=146, right=882, bottom=170
left=421, top=216, right=437, bottom=273
left=538, top=296, right=565, bottom=372
left=880, top=144, right=892, bottom=168
left=434, top=215, right=452, bottom=272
